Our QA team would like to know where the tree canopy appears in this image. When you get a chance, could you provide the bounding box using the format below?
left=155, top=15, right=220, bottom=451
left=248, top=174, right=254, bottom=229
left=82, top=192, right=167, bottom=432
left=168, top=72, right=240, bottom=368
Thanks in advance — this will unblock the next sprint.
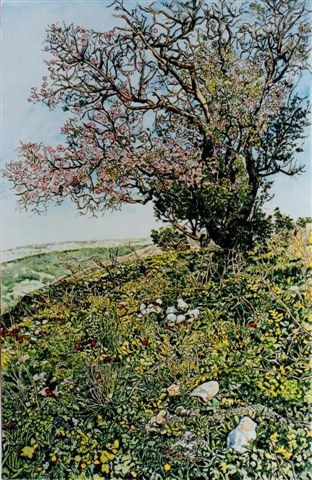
left=5, top=0, right=310, bottom=249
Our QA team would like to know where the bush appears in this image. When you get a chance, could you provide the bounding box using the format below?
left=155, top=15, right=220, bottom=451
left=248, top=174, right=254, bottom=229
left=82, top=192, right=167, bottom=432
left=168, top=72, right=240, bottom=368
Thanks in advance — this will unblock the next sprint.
left=151, top=227, right=190, bottom=251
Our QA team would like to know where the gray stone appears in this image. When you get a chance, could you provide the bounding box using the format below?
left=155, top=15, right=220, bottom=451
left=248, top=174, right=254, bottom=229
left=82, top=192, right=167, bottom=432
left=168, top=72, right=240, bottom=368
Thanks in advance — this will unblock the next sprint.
left=190, top=381, right=219, bottom=402
left=227, top=416, right=257, bottom=453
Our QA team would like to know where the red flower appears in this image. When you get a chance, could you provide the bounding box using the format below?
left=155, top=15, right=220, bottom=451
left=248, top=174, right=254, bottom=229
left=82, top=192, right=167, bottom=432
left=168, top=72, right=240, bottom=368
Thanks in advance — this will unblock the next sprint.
left=7, top=328, right=20, bottom=336
left=141, top=338, right=149, bottom=347
left=45, top=388, right=56, bottom=398
left=74, top=343, right=83, bottom=350
left=164, top=325, right=171, bottom=330
left=89, top=340, right=97, bottom=347
left=248, top=321, right=257, bottom=328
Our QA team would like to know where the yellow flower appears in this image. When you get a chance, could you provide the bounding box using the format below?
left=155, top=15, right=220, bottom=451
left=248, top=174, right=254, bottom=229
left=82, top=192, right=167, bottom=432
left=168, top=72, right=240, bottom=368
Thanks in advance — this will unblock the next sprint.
left=94, top=460, right=100, bottom=465
left=21, top=446, right=35, bottom=459
left=164, top=464, right=171, bottom=471
left=276, top=447, right=292, bottom=459
left=51, top=454, right=57, bottom=462
left=131, top=472, right=138, bottom=478
left=80, top=463, right=87, bottom=469
left=106, top=439, right=119, bottom=453
left=101, top=464, right=110, bottom=474
left=270, top=432, right=278, bottom=444
left=100, top=450, right=115, bottom=463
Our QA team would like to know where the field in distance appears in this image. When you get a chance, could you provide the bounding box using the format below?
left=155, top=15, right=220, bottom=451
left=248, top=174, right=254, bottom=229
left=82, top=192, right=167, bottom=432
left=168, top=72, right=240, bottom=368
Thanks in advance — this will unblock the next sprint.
left=1, top=238, right=150, bottom=312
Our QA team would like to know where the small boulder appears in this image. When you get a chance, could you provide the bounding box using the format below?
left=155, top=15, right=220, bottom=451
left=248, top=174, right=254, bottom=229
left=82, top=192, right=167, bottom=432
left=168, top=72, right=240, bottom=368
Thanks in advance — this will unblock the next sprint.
left=166, top=306, right=177, bottom=315
left=166, top=313, right=177, bottom=322
left=177, top=314, right=186, bottom=323
left=187, top=308, right=200, bottom=320
left=177, top=298, right=188, bottom=310
left=190, top=381, right=219, bottom=402
left=175, top=406, right=188, bottom=417
left=167, top=384, right=180, bottom=397
left=227, top=416, right=257, bottom=453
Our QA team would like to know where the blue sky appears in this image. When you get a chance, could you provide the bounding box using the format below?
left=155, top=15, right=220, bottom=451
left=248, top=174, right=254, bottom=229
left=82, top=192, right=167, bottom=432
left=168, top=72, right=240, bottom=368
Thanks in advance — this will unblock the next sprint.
left=1, top=0, right=311, bottom=249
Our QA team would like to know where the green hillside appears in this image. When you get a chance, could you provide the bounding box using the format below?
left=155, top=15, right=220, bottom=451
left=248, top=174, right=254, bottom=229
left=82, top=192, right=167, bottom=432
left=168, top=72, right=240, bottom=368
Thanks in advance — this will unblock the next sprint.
left=1, top=243, right=148, bottom=312
left=1, top=230, right=311, bottom=479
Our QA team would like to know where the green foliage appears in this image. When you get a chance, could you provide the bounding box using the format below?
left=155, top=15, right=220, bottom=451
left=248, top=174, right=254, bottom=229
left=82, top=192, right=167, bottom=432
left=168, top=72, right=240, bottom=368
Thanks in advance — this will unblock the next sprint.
left=151, top=227, right=189, bottom=251
left=1, top=230, right=311, bottom=479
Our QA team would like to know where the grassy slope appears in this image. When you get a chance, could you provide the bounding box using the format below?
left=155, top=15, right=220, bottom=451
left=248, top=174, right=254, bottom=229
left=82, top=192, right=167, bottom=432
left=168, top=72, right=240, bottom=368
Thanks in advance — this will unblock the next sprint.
left=1, top=231, right=311, bottom=480
left=1, top=244, right=149, bottom=312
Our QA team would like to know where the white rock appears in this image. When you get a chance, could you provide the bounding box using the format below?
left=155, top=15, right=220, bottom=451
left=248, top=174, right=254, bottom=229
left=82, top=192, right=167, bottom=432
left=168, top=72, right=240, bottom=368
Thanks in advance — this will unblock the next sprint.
left=177, top=314, right=186, bottom=323
left=150, top=409, right=168, bottom=426
left=187, top=308, right=200, bottom=319
left=166, top=306, right=177, bottom=315
left=177, top=298, right=188, bottom=310
left=227, top=417, right=257, bottom=453
left=166, top=313, right=177, bottom=322
left=18, top=354, right=30, bottom=364
left=175, top=406, right=188, bottom=417
left=190, top=381, right=219, bottom=402
left=167, top=384, right=180, bottom=396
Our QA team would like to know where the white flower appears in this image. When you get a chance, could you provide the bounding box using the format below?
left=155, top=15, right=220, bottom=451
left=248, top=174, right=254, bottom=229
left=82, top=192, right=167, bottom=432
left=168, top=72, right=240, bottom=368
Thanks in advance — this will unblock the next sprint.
left=177, top=314, right=186, bottom=323
left=166, top=313, right=177, bottom=322
left=33, top=372, right=46, bottom=382
left=155, top=298, right=163, bottom=305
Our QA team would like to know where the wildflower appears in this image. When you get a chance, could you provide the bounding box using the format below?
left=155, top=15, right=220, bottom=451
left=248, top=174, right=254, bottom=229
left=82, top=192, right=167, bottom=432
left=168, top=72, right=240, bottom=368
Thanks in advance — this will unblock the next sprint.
left=74, top=343, right=83, bottom=350
left=89, top=340, right=97, bottom=347
left=270, top=432, right=278, bottom=444
left=39, top=387, right=58, bottom=397
left=33, top=372, right=46, bottom=382
left=21, top=446, right=35, bottom=459
left=51, top=454, right=57, bottom=462
left=7, top=327, right=20, bottom=336
left=140, top=338, right=149, bottom=347
left=101, top=464, right=110, bottom=474
left=100, top=450, right=115, bottom=463
left=276, top=446, right=292, bottom=459
left=131, top=472, right=138, bottom=478
left=248, top=321, right=257, bottom=328
left=164, top=464, right=171, bottom=471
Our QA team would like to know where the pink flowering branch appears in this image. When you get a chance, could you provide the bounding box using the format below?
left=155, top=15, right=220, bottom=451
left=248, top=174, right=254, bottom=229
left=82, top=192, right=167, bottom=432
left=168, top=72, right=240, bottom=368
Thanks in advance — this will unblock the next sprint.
left=5, top=0, right=310, bottom=248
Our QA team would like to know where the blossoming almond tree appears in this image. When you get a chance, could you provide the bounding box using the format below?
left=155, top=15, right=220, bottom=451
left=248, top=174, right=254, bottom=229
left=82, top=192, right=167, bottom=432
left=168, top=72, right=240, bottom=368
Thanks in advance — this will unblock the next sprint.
left=5, top=0, right=310, bottom=249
